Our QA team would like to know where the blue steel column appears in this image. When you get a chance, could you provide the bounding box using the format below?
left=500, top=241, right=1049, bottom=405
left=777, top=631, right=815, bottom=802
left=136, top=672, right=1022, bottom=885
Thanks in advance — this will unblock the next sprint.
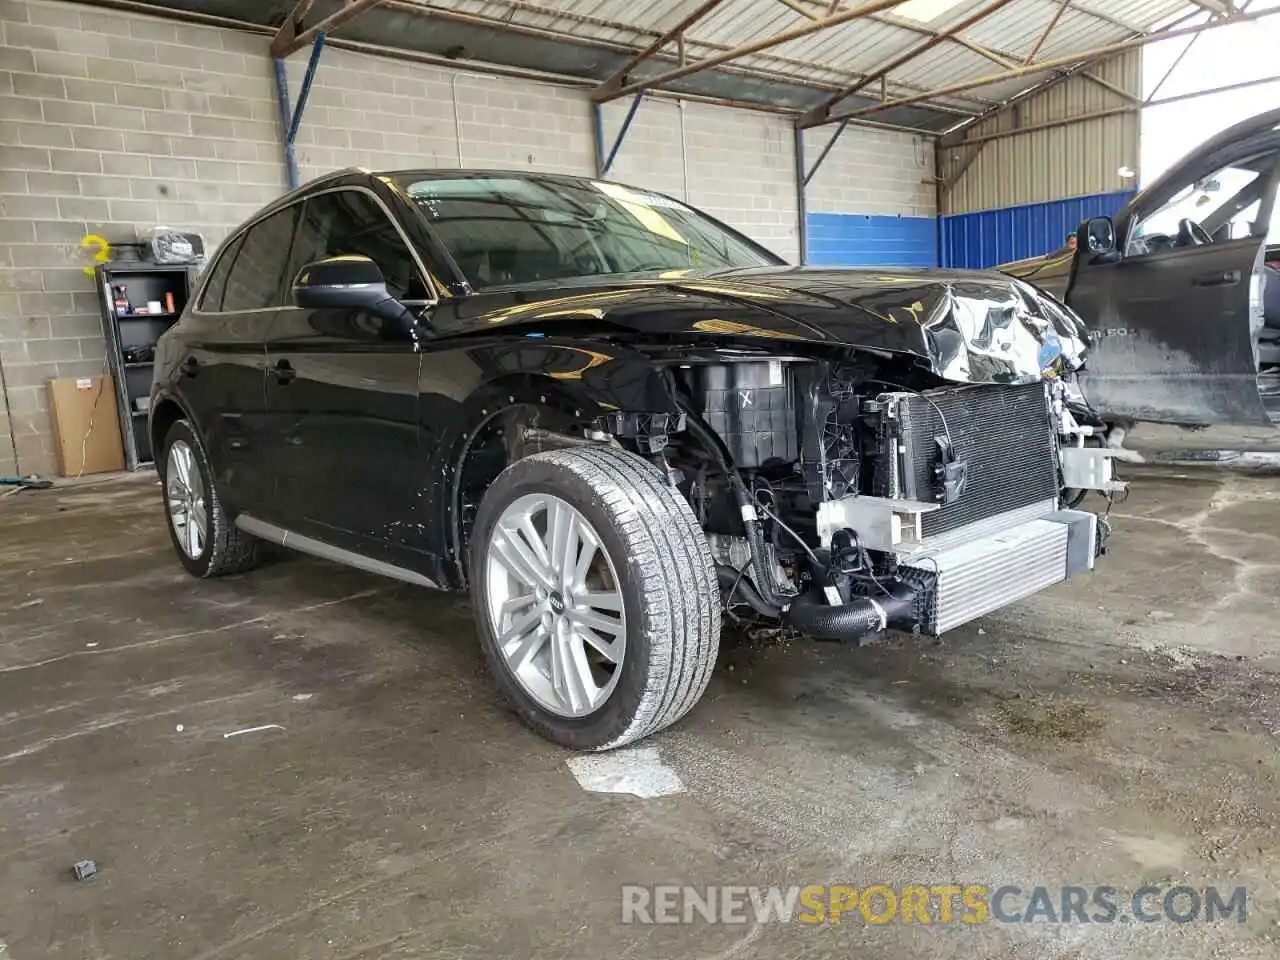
left=796, top=120, right=849, bottom=266
left=793, top=125, right=807, bottom=265
left=273, top=32, right=326, bottom=191
left=594, top=94, right=644, bottom=179
left=272, top=58, right=298, bottom=190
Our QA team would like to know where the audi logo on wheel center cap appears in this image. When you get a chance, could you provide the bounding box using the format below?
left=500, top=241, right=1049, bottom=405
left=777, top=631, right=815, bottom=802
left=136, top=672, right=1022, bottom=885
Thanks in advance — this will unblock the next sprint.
left=548, top=592, right=566, bottom=615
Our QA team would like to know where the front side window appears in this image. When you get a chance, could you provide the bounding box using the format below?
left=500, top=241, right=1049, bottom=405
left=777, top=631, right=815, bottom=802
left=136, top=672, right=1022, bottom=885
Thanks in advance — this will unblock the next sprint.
left=222, top=205, right=299, bottom=312
left=395, top=175, right=781, bottom=290
left=1128, top=151, right=1280, bottom=257
left=291, top=190, right=431, bottom=301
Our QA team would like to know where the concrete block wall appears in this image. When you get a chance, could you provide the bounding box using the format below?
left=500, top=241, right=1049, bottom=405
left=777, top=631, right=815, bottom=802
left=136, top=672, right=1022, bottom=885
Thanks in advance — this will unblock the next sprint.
left=600, top=97, right=801, bottom=264
left=802, top=125, right=935, bottom=218
left=0, top=0, right=286, bottom=476
left=282, top=47, right=596, bottom=179
left=801, top=125, right=938, bottom=267
left=1, top=0, right=926, bottom=475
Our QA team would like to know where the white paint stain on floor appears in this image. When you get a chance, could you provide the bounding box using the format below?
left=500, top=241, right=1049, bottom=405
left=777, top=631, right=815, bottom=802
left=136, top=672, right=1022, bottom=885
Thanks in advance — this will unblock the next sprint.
left=565, top=747, right=685, bottom=799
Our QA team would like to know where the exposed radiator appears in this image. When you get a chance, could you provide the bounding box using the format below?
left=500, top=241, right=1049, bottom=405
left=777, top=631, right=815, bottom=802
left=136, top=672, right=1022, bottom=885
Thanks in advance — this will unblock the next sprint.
left=875, top=382, right=1060, bottom=537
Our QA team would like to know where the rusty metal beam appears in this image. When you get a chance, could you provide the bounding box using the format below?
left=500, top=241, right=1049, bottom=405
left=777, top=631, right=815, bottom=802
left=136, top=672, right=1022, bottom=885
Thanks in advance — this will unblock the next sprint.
left=594, top=0, right=910, bottom=103
left=1147, top=72, right=1280, bottom=108
left=799, top=0, right=1017, bottom=126
left=940, top=5, right=1207, bottom=141
left=593, top=0, right=727, bottom=100
left=1024, top=0, right=1070, bottom=65
left=953, top=35, right=1018, bottom=68
left=1078, top=69, right=1142, bottom=102
left=820, top=6, right=1279, bottom=124
left=943, top=104, right=1138, bottom=146
left=271, top=0, right=383, bottom=58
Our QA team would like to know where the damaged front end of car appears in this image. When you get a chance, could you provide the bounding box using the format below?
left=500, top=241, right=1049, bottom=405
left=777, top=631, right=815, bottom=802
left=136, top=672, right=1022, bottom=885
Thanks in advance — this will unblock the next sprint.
left=619, top=273, right=1128, bottom=644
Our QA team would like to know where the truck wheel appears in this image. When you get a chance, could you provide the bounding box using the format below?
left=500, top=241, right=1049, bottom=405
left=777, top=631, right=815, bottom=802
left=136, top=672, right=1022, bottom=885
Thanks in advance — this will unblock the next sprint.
left=160, top=419, right=260, bottom=578
left=469, top=445, right=720, bottom=750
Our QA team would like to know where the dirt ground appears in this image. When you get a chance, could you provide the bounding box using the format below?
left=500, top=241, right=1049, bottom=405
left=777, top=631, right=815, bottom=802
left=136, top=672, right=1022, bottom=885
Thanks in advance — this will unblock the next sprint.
left=1, top=465, right=1279, bottom=958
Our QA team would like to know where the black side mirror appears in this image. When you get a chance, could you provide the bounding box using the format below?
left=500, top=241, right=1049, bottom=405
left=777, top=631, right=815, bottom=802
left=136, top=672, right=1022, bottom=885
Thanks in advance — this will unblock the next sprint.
left=1081, top=217, right=1116, bottom=256
left=293, top=255, right=416, bottom=336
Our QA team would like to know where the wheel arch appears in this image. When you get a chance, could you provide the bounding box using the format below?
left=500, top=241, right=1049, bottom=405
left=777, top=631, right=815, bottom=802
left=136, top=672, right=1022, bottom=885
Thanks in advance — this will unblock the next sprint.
left=446, top=373, right=614, bottom=590
left=148, top=391, right=194, bottom=465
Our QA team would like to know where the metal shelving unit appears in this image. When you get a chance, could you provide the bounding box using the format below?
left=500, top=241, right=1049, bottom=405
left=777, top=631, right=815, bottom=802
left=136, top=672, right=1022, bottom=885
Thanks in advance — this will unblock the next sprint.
left=95, top=263, right=194, bottom=470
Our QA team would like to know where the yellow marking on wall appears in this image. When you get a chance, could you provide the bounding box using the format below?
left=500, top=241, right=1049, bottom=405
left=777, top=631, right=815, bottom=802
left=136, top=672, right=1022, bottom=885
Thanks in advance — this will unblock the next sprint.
left=81, top=234, right=110, bottom=276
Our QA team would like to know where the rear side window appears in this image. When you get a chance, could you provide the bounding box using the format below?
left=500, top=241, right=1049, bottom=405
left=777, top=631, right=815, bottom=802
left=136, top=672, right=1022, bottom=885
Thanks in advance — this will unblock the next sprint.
left=291, top=190, right=431, bottom=301
left=197, top=234, right=243, bottom=312
left=222, top=205, right=299, bottom=312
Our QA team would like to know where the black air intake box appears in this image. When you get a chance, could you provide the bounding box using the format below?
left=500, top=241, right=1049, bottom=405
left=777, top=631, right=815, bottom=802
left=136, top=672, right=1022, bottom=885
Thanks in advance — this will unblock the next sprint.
left=695, top=362, right=798, bottom=468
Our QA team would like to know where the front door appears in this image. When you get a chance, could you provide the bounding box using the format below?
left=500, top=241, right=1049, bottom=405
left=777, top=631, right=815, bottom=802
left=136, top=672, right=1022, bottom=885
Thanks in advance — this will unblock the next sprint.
left=264, top=188, right=430, bottom=562
left=1069, top=122, right=1280, bottom=427
left=181, top=206, right=299, bottom=513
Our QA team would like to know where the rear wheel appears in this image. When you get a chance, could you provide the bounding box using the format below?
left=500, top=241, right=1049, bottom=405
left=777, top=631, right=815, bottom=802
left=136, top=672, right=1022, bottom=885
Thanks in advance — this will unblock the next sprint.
left=470, top=446, right=720, bottom=750
left=160, top=419, right=260, bottom=578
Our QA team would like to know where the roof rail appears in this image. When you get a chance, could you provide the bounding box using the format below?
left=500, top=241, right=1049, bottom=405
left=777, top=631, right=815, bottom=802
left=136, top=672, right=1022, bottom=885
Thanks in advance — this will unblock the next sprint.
left=260, top=167, right=371, bottom=214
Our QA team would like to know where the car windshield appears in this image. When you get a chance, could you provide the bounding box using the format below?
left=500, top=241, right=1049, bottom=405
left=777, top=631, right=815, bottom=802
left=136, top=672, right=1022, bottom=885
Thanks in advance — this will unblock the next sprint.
left=1130, top=148, right=1280, bottom=249
left=395, top=175, right=781, bottom=290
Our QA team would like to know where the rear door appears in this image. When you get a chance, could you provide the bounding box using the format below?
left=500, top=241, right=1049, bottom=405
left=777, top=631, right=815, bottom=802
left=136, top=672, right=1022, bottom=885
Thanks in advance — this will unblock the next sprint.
left=263, top=187, right=429, bottom=562
left=1070, top=125, right=1280, bottom=427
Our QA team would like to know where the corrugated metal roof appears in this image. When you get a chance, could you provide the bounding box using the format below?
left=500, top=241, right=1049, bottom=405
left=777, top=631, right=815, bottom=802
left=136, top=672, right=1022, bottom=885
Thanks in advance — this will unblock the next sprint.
left=129, top=0, right=1230, bottom=130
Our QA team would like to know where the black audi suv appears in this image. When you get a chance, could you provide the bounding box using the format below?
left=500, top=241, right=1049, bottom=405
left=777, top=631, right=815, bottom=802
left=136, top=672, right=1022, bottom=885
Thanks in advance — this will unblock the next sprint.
left=150, top=168, right=1124, bottom=749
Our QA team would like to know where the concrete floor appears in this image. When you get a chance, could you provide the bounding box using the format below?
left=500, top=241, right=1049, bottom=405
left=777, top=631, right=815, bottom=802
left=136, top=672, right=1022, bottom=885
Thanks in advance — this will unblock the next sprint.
left=3, top=468, right=1280, bottom=959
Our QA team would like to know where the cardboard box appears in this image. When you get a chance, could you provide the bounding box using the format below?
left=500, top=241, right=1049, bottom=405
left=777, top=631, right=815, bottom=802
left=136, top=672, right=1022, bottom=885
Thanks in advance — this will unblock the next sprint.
left=47, top=375, right=125, bottom=477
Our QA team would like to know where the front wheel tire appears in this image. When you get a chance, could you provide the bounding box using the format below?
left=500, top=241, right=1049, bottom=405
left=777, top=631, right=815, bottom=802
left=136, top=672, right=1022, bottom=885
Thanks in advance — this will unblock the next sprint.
left=470, top=446, right=721, bottom=750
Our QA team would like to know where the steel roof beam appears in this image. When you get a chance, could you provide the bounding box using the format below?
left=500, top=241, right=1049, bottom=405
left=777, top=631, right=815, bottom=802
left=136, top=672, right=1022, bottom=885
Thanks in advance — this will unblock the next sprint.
left=271, top=0, right=383, bottom=58
left=819, top=6, right=1279, bottom=124
left=939, top=4, right=1209, bottom=142
left=943, top=103, right=1138, bottom=146
left=952, top=35, right=1019, bottom=68
left=1024, top=0, right=1071, bottom=64
left=594, top=0, right=728, bottom=101
left=1078, top=69, right=1142, bottom=102
left=798, top=0, right=1017, bottom=126
left=593, top=0, right=912, bottom=103
left=1147, top=71, right=1280, bottom=107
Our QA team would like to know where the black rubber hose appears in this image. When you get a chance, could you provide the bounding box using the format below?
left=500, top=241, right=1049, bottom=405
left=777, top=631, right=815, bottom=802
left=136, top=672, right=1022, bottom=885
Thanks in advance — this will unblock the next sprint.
left=715, top=564, right=782, bottom=619
left=678, top=402, right=791, bottom=607
left=782, top=585, right=918, bottom=642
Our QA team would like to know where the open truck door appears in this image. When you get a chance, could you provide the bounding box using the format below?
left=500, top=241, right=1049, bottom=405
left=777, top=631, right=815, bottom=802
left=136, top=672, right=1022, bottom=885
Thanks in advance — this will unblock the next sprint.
left=1065, top=109, right=1280, bottom=427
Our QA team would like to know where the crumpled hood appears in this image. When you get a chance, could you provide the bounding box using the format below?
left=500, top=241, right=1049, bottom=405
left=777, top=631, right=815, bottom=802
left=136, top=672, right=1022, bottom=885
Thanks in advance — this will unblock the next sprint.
left=665, top=266, right=1090, bottom=383
left=442, top=265, right=1090, bottom=385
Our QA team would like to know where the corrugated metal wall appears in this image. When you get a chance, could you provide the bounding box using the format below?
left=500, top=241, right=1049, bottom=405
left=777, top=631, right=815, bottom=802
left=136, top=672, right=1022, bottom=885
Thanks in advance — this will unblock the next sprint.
left=807, top=213, right=938, bottom=267
left=938, top=51, right=1142, bottom=216
left=940, top=190, right=1135, bottom=269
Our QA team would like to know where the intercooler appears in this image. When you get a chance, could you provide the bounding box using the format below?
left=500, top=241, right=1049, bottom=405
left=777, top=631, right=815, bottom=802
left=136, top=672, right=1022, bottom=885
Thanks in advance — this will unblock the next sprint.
left=874, top=381, right=1061, bottom=538
left=898, top=510, right=1096, bottom=634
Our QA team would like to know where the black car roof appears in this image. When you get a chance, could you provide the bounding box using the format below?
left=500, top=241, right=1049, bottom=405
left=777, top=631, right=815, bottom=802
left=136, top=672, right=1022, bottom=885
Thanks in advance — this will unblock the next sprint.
left=256, top=167, right=642, bottom=220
